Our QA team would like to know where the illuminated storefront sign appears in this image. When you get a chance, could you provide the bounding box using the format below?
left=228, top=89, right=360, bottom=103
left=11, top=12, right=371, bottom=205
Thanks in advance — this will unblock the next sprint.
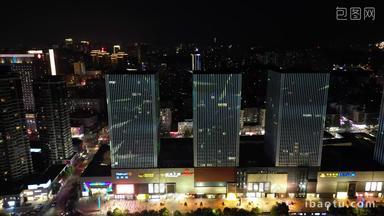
left=138, top=173, right=154, bottom=178
left=181, top=168, right=193, bottom=176
left=27, top=180, right=51, bottom=190
left=116, top=172, right=129, bottom=179
left=82, top=182, right=113, bottom=196
left=319, top=172, right=356, bottom=178
left=137, top=194, right=149, bottom=200
left=116, top=184, right=134, bottom=194
left=164, top=172, right=181, bottom=178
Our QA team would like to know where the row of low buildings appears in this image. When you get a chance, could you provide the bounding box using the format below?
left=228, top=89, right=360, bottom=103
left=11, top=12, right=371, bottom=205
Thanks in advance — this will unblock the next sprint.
left=1, top=164, right=66, bottom=208
left=80, top=163, right=384, bottom=201
left=80, top=137, right=384, bottom=201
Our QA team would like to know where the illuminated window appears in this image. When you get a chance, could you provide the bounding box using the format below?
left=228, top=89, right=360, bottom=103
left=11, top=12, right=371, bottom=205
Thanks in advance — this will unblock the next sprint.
left=265, top=182, right=270, bottom=191
left=365, top=182, right=383, bottom=192
left=160, top=184, right=165, bottom=193
left=378, top=182, right=383, bottom=191
left=259, top=183, right=264, bottom=192
left=247, top=183, right=252, bottom=189
left=365, top=182, right=371, bottom=191
left=253, top=183, right=258, bottom=191
left=149, top=184, right=153, bottom=193
left=149, top=183, right=166, bottom=194
left=372, top=182, right=377, bottom=191
left=248, top=182, right=270, bottom=192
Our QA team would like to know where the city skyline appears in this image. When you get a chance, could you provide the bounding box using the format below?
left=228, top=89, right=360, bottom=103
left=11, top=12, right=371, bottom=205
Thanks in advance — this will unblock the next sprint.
left=1, top=2, right=384, bottom=215
left=1, top=1, right=383, bottom=48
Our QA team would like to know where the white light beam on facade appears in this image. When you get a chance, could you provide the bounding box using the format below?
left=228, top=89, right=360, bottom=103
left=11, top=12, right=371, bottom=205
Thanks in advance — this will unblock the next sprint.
left=49, top=49, right=57, bottom=76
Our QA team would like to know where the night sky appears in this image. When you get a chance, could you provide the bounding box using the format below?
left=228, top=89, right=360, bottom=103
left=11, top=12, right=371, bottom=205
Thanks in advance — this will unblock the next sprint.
left=1, top=0, right=383, bottom=48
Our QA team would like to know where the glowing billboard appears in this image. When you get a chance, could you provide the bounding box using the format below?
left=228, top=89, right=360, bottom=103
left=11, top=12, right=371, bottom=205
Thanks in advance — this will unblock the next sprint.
left=116, top=184, right=134, bottom=194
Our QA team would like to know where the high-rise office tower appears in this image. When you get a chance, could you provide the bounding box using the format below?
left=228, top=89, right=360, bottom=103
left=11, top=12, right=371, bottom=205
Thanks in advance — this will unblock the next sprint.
left=265, top=70, right=330, bottom=167
left=191, top=48, right=202, bottom=71
left=374, top=92, right=384, bottom=164
left=193, top=71, right=242, bottom=167
left=34, top=76, right=73, bottom=164
left=106, top=71, right=159, bottom=168
left=0, top=66, right=33, bottom=181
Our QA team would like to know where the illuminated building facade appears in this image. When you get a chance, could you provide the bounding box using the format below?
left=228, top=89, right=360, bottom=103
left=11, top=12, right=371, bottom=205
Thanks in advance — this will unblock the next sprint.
left=265, top=70, right=330, bottom=167
left=0, top=67, right=33, bottom=181
left=374, top=92, right=384, bottom=165
left=48, top=49, right=57, bottom=76
left=106, top=71, right=159, bottom=168
left=34, top=76, right=73, bottom=163
left=193, top=71, right=242, bottom=167
left=317, top=171, right=384, bottom=199
left=191, top=49, right=202, bottom=71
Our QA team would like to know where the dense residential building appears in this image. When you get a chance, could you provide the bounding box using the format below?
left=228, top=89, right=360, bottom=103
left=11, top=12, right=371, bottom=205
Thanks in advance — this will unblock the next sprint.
left=265, top=70, right=330, bottom=167
left=106, top=71, right=159, bottom=169
left=34, top=76, right=73, bottom=164
left=0, top=53, right=48, bottom=112
left=193, top=71, right=242, bottom=167
left=0, top=66, right=33, bottom=181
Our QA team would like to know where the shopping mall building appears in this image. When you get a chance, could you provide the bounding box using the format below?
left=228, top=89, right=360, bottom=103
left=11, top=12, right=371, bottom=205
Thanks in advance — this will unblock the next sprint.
left=80, top=137, right=384, bottom=200
left=80, top=165, right=384, bottom=200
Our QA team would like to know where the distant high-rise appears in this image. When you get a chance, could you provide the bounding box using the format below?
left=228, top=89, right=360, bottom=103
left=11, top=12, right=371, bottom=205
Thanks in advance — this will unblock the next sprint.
left=34, top=76, right=73, bottom=163
left=193, top=71, right=242, bottom=167
left=374, top=92, right=384, bottom=164
left=73, top=61, right=86, bottom=75
left=191, top=49, right=202, bottom=71
left=106, top=71, right=159, bottom=168
left=113, top=45, right=121, bottom=54
left=0, top=66, right=33, bottom=181
left=64, top=38, right=73, bottom=49
left=0, top=54, right=48, bottom=112
left=265, top=70, right=329, bottom=167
